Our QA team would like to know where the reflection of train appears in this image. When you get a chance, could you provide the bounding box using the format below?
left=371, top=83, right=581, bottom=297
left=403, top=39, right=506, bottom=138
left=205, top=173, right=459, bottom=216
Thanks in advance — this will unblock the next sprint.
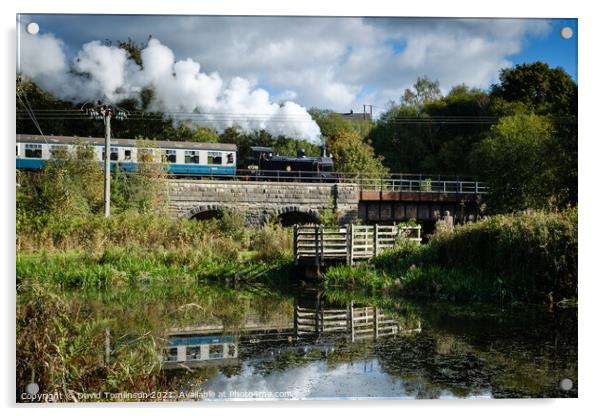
left=16, top=135, right=335, bottom=178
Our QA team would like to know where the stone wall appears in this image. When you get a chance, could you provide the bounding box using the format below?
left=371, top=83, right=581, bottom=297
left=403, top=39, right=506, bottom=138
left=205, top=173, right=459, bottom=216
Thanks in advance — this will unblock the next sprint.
left=167, top=180, right=359, bottom=226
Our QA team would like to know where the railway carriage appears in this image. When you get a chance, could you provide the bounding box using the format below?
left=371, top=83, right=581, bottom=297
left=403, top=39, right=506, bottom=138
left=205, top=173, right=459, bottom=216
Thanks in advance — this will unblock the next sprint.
left=16, top=134, right=237, bottom=176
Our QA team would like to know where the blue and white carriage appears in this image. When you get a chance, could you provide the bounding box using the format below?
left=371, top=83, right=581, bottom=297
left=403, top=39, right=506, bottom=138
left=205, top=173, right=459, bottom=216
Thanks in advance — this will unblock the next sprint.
left=16, top=134, right=237, bottom=176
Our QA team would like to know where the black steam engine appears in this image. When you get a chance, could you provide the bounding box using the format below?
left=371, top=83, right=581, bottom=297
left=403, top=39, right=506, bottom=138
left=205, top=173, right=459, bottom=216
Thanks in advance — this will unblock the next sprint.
left=243, top=146, right=334, bottom=179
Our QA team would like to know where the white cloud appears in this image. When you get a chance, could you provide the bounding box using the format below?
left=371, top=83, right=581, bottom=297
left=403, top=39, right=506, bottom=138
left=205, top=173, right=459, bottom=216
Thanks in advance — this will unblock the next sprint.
left=19, top=35, right=322, bottom=143
left=20, top=15, right=553, bottom=117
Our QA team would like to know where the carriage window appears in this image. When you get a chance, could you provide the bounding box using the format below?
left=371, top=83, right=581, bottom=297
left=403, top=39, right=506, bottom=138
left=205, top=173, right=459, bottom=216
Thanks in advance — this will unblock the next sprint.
left=185, top=150, right=199, bottom=164
left=226, top=153, right=234, bottom=164
left=50, top=145, right=68, bottom=158
left=163, top=149, right=177, bottom=163
left=166, top=347, right=178, bottom=362
left=24, top=144, right=42, bottom=158
left=102, top=147, right=119, bottom=161
left=209, top=344, right=223, bottom=359
left=227, top=344, right=236, bottom=357
left=186, top=346, right=202, bottom=361
left=124, top=149, right=132, bottom=161
left=208, top=151, right=222, bottom=165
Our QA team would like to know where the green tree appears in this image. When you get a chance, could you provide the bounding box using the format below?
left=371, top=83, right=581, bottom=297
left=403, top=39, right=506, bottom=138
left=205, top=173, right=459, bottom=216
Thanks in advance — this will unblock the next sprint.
left=309, top=108, right=373, bottom=140
left=470, top=114, right=558, bottom=212
left=491, top=61, right=577, bottom=116
left=16, top=141, right=104, bottom=228
left=328, top=130, right=388, bottom=177
left=401, top=76, right=442, bottom=108
left=369, top=83, right=492, bottom=174
left=490, top=62, right=577, bottom=206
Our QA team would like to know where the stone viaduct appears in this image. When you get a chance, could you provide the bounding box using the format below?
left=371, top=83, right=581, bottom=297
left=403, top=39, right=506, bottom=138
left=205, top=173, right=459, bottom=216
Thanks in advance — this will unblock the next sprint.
left=167, top=179, right=483, bottom=227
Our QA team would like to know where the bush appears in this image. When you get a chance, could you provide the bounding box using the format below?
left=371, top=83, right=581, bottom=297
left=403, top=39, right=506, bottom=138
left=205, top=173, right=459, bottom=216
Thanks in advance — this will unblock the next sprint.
left=325, top=209, right=577, bottom=304
left=250, top=224, right=292, bottom=262
left=427, top=208, right=577, bottom=301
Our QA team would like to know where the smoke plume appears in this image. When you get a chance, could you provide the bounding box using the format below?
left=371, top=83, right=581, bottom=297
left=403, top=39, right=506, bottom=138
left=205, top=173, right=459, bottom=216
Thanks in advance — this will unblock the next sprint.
left=19, top=33, right=322, bottom=143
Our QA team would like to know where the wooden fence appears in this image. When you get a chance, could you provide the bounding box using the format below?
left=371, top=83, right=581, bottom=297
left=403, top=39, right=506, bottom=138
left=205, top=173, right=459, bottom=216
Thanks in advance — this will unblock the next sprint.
left=294, top=224, right=421, bottom=265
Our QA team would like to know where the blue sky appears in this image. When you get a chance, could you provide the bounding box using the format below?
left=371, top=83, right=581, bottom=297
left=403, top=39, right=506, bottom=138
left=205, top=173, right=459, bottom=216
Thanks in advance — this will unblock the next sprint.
left=510, top=18, right=577, bottom=81
left=18, top=15, right=578, bottom=113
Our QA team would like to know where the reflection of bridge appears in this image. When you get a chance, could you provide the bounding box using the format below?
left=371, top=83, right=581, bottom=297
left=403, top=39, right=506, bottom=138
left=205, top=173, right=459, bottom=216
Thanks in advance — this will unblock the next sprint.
left=164, top=301, right=420, bottom=369
left=168, top=173, right=486, bottom=226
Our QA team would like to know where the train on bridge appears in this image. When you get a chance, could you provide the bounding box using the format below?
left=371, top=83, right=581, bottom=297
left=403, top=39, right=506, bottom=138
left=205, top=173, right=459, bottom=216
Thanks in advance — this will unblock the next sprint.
left=15, top=134, right=334, bottom=179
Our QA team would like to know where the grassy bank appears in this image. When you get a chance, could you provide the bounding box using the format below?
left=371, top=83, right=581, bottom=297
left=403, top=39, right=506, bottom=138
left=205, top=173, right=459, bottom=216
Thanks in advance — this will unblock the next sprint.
left=16, top=278, right=294, bottom=401
left=17, top=208, right=294, bottom=285
left=325, top=209, right=577, bottom=304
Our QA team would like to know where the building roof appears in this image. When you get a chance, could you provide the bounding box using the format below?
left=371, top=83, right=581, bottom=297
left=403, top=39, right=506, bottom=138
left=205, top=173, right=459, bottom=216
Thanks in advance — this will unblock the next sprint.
left=339, top=111, right=372, bottom=122
left=16, top=134, right=237, bottom=152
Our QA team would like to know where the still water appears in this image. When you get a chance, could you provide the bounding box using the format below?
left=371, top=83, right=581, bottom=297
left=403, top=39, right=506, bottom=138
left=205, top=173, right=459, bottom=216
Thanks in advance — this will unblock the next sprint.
left=164, top=285, right=577, bottom=400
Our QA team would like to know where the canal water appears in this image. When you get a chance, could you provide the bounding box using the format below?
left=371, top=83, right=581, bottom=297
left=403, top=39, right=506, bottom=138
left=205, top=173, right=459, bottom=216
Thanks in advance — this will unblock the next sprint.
left=164, top=283, right=577, bottom=400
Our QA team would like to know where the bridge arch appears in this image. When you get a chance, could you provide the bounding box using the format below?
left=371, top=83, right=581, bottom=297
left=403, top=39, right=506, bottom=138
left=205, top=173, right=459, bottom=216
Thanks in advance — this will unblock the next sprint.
left=187, top=204, right=226, bottom=221
left=270, top=206, right=322, bottom=227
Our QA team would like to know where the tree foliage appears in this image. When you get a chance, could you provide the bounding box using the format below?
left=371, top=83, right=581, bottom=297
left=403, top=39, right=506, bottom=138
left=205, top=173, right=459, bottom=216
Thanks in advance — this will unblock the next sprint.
left=328, top=130, right=388, bottom=177
left=401, top=76, right=442, bottom=108
left=470, top=114, right=558, bottom=211
left=491, top=61, right=577, bottom=116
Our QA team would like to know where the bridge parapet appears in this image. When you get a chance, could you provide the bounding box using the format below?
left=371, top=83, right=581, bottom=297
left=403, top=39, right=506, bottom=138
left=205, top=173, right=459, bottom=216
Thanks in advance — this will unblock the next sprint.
left=167, top=179, right=359, bottom=226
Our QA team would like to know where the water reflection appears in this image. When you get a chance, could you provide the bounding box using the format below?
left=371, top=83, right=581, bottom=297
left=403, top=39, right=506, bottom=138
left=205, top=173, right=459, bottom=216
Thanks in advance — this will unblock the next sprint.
left=163, top=286, right=577, bottom=400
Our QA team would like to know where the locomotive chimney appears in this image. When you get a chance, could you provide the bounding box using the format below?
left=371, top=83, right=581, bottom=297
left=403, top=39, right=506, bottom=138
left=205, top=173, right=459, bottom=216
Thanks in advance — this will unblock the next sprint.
left=297, top=148, right=306, bottom=158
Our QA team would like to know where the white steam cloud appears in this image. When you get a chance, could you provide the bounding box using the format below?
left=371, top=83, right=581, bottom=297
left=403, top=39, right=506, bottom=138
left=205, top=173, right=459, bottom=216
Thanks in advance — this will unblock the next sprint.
left=19, top=33, right=322, bottom=143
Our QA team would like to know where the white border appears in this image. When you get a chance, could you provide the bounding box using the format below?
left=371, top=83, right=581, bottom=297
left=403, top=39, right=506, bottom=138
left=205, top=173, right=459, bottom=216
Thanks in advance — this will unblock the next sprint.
left=2, top=1, right=600, bottom=416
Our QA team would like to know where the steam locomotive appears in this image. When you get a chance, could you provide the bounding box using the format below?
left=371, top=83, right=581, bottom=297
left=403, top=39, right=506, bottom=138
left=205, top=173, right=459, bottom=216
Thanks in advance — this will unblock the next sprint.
left=16, top=134, right=335, bottom=179
left=243, top=146, right=334, bottom=179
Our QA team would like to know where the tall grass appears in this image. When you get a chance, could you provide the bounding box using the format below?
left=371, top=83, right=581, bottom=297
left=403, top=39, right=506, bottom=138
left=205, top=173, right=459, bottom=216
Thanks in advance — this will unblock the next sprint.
left=16, top=279, right=294, bottom=401
left=325, top=209, right=577, bottom=304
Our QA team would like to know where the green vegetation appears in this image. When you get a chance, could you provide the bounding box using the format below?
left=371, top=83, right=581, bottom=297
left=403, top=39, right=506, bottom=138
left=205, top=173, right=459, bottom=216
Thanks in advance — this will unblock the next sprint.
left=18, top=58, right=577, bottom=213
left=368, top=62, right=577, bottom=212
left=325, top=209, right=577, bottom=304
left=17, top=278, right=294, bottom=401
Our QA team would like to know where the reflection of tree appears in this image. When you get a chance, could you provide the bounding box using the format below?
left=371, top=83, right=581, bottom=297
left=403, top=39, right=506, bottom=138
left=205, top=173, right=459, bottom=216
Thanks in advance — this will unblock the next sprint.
left=221, top=364, right=243, bottom=378
left=375, top=332, right=492, bottom=399
left=252, top=348, right=326, bottom=376
left=325, top=340, right=374, bottom=369
left=253, top=297, right=294, bottom=326
left=374, top=302, right=578, bottom=399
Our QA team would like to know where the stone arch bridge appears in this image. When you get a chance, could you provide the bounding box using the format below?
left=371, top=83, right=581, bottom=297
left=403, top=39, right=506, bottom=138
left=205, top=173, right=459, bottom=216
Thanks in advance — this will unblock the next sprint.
left=167, top=178, right=484, bottom=227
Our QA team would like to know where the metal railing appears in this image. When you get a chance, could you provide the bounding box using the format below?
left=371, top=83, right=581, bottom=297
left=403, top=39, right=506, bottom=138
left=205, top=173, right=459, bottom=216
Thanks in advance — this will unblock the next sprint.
left=170, top=169, right=488, bottom=194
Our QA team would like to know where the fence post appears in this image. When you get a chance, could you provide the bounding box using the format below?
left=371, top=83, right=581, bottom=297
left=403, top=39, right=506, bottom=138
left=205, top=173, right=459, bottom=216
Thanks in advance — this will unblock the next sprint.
left=314, top=225, right=319, bottom=266
left=373, top=224, right=379, bottom=257
left=319, top=224, right=324, bottom=265
left=350, top=224, right=355, bottom=265
left=293, top=224, right=298, bottom=265
left=349, top=301, right=355, bottom=342
left=293, top=299, right=298, bottom=337
left=373, top=307, right=379, bottom=339
left=345, top=223, right=351, bottom=266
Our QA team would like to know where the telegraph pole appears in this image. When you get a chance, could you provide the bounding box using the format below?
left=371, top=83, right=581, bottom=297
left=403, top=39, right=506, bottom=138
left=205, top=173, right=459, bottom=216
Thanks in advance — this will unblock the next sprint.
left=82, top=103, right=127, bottom=217
left=102, top=106, right=111, bottom=217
